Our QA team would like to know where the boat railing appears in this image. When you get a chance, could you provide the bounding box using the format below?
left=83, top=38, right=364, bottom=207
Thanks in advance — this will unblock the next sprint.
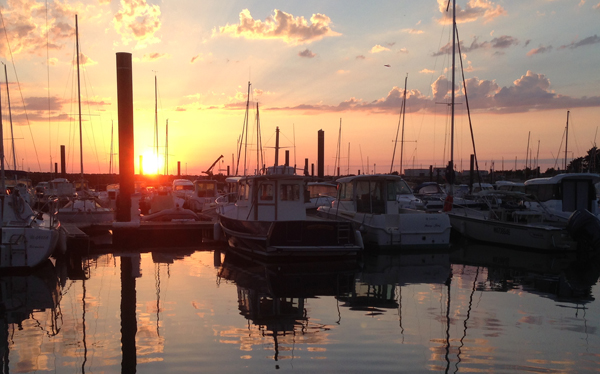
left=215, top=192, right=237, bottom=205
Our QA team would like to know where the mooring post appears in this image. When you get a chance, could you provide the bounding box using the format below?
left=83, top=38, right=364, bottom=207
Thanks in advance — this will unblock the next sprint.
left=116, top=52, right=134, bottom=223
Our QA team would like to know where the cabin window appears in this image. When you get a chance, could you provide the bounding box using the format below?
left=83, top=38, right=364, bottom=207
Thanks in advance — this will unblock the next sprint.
left=387, top=180, right=412, bottom=200
left=196, top=182, right=216, bottom=197
left=280, top=184, right=300, bottom=201
left=339, top=183, right=353, bottom=201
left=260, top=183, right=274, bottom=201
left=526, top=184, right=557, bottom=202
left=239, top=183, right=249, bottom=201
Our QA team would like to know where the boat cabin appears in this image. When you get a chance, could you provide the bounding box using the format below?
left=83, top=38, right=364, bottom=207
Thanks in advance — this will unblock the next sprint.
left=524, top=173, right=600, bottom=217
left=227, top=174, right=307, bottom=221
left=334, top=174, right=415, bottom=214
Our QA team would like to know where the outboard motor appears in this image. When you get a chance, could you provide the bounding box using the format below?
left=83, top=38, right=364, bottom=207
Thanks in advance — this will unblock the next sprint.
left=567, top=209, right=600, bottom=249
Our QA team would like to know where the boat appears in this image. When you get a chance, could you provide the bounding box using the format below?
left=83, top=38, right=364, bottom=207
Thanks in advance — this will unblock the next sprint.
left=184, top=179, right=222, bottom=213
left=216, top=165, right=363, bottom=259
left=317, top=174, right=451, bottom=250
left=172, top=178, right=195, bottom=207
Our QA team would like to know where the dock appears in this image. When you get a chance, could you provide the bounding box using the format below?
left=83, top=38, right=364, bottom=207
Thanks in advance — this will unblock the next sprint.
left=62, top=220, right=219, bottom=251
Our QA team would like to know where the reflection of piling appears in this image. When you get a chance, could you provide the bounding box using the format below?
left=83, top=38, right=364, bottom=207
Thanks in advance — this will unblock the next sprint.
left=318, top=130, right=324, bottom=179
left=120, top=256, right=137, bottom=373
left=116, top=53, right=134, bottom=222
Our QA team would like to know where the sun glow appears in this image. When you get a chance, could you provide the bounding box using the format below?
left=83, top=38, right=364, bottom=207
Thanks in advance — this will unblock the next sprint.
left=139, top=151, right=164, bottom=175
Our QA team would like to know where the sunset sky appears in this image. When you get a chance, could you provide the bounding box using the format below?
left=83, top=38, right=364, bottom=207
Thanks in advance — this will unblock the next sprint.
left=1, top=0, right=599, bottom=176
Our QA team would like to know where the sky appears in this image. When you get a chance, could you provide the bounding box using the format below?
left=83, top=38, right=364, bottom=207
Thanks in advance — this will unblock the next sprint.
left=0, top=0, right=599, bottom=177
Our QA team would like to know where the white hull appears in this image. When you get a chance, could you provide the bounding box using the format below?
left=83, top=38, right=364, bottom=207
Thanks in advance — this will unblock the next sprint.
left=320, top=208, right=451, bottom=249
left=448, top=211, right=577, bottom=251
left=1, top=226, right=59, bottom=268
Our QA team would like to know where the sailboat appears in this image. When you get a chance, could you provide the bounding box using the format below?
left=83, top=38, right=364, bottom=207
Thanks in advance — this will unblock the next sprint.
left=57, top=15, right=114, bottom=228
left=1, top=64, right=60, bottom=268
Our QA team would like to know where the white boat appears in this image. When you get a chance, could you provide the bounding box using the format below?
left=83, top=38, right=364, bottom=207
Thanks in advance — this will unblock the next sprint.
left=448, top=190, right=579, bottom=251
left=317, top=174, right=451, bottom=250
left=184, top=179, right=221, bottom=213
left=1, top=188, right=61, bottom=268
left=217, top=165, right=363, bottom=259
left=57, top=189, right=115, bottom=228
left=172, top=178, right=195, bottom=207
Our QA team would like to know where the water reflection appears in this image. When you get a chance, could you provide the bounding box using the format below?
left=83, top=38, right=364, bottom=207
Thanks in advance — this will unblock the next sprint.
left=217, top=251, right=358, bottom=361
left=1, top=242, right=599, bottom=373
left=0, top=261, right=61, bottom=372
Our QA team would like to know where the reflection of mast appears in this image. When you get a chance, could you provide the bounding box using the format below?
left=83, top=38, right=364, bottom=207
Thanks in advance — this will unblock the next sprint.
left=454, top=266, right=480, bottom=373
left=82, top=279, right=87, bottom=374
left=155, top=263, right=161, bottom=337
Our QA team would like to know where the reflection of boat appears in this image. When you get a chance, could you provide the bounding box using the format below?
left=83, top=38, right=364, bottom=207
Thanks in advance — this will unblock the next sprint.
left=217, top=166, right=363, bottom=259
left=318, top=174, right=451, bottom=250
left=1, top=261, right=62, bottom=370
left=451, top=242, right=600, bottom=300
left=217, top=251, right=358, bottom=360
left=340, top=252, right=451, bottom=313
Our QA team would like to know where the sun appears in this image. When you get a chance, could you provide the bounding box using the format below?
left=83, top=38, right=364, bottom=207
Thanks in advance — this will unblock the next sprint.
left=139, top=151, right=164, bottom=175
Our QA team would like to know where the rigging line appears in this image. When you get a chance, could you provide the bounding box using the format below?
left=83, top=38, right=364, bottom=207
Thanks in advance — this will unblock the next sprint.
left=390, top=76, right=406, bottom=173
left=455, top=25, right=483, bottom=187
left=0, top=8, right=42, bottom=171
left=80, top=53, right=102, bottom=173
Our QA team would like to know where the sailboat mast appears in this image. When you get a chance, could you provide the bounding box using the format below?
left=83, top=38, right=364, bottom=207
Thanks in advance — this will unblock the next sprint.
left=165, top=119, right=169, bottom=175
left=3, top=64, right=16, bottom=172
left=109, top=120, right=113, bottom=174
left=449, top=0, right=456, bottom=196
left=399, top=74, right=408, bottom=176
left=565, top=110, right=569, bottom=171
left=154, top=74, right=159, bottom=174
left=1, top=69, right=5, bottom=195
left=76, top=15, right=83, bottom=178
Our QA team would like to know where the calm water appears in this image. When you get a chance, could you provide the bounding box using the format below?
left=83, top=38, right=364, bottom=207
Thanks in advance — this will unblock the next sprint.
left=2, top=241, right=600, bottom=373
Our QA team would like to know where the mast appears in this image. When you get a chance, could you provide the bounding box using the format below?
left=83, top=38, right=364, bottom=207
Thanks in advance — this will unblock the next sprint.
left=1, top=66, right=5, bottom=196
left=154, top=74, right=159, bottom=174
left=2, top=63, right=16, bottom=172
left=165, top=119, right=169, bottom=175
left=274, top=126, right=280, bottom=167
left=399, top=75, right=407, bottom=175
left=76, top=15, right=84, bottom=179
left=565, top=110, right=570, bottom=171
left=109, top=120, right=113, bottom=174
left=449, top=0, right=456, bottom=196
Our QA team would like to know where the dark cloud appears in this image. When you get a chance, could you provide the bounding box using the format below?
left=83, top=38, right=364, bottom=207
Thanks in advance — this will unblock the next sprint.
left=298, top=49, right=316, bottom=58
left=433, top=35, right=518, bottom=56
left=559, top=35, right=600, bottom=49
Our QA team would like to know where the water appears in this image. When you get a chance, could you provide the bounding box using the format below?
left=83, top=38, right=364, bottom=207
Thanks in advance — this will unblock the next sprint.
left=2, top=242, right=599, bottom=373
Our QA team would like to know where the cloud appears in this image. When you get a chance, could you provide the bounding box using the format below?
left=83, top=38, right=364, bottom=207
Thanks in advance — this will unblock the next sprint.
left=398, top=48, right=408, bottom=54
left=526, top=45, right=552, bottom=56
left=356, top=55, right=366, bottom=60
left=113, top=0, right=162, bottom=49
left=558, top=34, right=600, bottom=49
left=76, top=52, right=98, bottom=66
left=142, top=52, right=170, bottom=61
left=402, top=28, right=424, bottom=34
left=433, top=35, right=518, bottom=56
left=298, top=49, right=316, bottom=58
left=267, top=70, right=600, bottom=115
left=190, top=53, right=213, bottom=63
left=594, top=2, right=600, bottom=9
left=337, top=70, right=350, bottom=74
left=370, top=45, right=390, bottom=53
left=214, top=9, right=340, bottom=45
left=437, top=0, right=506, bottom=24
left=420, top=69, right=435, bottom=74
left=0, top=0, right=75, bottom=57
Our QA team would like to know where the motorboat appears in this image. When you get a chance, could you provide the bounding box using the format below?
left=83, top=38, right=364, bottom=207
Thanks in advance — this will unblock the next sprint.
left=216, top=165, right=363, bottom=259
left=57, top=189, right=115, bottom=228
left=317, top=174, right=451, bottom=250
left=447, top=190, right=579, bottom=251
left=184, top=179, right=222, bottom=213
left=413, top=182, right=446, bottom=212
left=172, top=179, right=195, bottom=207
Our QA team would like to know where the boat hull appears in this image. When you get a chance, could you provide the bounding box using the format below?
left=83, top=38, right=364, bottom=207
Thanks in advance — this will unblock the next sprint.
left=319, top=209, right=451, bottom=250
left=218, top=215, right=362, bottom=259
left=448, top=212, right=577, bottom=251
left=1, top=226, right=59, bottom=268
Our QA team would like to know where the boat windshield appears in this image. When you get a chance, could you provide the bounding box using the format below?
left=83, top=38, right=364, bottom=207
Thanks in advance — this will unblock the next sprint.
left=387, top=180, right=412, bottom=200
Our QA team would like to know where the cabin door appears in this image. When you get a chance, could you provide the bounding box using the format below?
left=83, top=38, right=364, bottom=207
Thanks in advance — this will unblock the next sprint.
left=562, top=179, right=593, bottom=212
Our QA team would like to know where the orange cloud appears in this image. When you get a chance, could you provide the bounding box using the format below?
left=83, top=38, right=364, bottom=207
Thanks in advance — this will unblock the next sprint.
left=214, top=9, right=340, bottom=45
left=113, top=0, right=162, bottom=48
left=142, top=52, right=170, bottom=61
